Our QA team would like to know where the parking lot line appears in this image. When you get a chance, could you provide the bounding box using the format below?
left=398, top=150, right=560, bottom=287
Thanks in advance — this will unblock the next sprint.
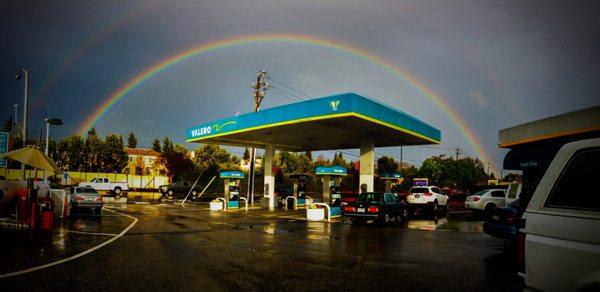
left=0, top=208, right=138, bottom=279
left=66, top=230, right=118, bottom=237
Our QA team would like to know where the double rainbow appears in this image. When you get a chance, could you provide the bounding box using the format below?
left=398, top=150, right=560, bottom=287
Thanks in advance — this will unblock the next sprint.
left=77, top=33, right=492, bottom=165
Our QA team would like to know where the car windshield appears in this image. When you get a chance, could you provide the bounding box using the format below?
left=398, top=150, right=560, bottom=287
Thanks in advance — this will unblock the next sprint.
left=410, top=188, right=429, bottom=193
left=356, top=193, right=383, bottom=202
left=77, top=187, right=98, bottom=194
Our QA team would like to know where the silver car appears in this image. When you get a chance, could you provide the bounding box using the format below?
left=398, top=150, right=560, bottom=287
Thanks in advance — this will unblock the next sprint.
left=69, top=186, right=104, bottom=214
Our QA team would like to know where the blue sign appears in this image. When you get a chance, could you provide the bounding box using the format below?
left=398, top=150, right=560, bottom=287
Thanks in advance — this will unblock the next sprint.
left=0, top=132, right=8, bottom=168
left=219, top=170, right=245, bottom=179
left=315, top=166, right=347, bottom=176
left=380, top=172, right=402, bottom=180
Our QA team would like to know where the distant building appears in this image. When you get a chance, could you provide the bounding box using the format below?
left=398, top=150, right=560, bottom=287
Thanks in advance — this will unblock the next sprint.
left=124, top=148, right=163, bottom=175
left=240, top=158, right=262, bottom=171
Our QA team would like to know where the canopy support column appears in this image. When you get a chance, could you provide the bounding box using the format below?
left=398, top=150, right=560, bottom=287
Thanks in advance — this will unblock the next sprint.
left=321, top=175, right=331, bottom=204
left=359, top=136, right=374, bottom=193
left=263, top=144, right=275, bottom=210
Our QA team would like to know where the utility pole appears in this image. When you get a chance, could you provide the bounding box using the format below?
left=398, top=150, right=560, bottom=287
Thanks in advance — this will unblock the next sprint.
left=247, top=70, right=269, bottom=205
left=399, top=146, right=403, bottom=171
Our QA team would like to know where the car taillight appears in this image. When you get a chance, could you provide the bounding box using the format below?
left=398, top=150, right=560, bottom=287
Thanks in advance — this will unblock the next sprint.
left=473, top=196, right=480, bottom=202
left=367, top=206, right=379, bottom=213
left=97, top=196, right=103, bottom=202
left=516, top=231, right=526, bottom=273
left=424, top=192, right=432, bottom=196
left=75, top=195, right=84, bottom=201
left=344, top=206, right=356, bottom=213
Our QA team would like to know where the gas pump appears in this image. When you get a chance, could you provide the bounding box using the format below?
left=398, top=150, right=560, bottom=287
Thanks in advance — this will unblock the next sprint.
left=220, top=171, right=245, bottom=209
left=315, top=166, right=347, bottom=217
left=380, top=172, right=403, bottom=192
left=289, top=174, right=309, bottom=209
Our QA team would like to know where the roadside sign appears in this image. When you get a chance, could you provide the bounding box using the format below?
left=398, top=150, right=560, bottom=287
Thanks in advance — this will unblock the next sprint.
left=0, top=132, right=8, bottom=168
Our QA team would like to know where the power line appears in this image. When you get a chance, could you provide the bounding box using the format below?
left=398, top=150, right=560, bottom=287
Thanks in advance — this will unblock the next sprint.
left=269, top=78, right=312, bottom=98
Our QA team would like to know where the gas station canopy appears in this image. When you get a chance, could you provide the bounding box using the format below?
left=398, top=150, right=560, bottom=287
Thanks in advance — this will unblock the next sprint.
left=186, top=93, right=441, bottom=150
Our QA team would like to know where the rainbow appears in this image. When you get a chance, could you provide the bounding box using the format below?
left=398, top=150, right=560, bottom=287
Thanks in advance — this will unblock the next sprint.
left=77, top=33, right=493, bottom=165
left=32, top=1, right=162, bottom=106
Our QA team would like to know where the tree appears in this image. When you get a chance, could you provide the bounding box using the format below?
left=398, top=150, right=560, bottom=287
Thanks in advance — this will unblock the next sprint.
left=243, top=148, right=250, bottom=160
left=127, top=132, right=137, bottom=148
left=85, top=128, right=103, bottom=172
left=102, top=134, right=128, bottom=173
left=159, top=151, right=195, bottom=182
left=304, top=151, right=312, bottom=161
left=54, top=135, right=86, bottom=171
left=152, top=138, right=162, bottom=153
left=419, top=155, right=487, bottom=192
left=377, top=156, right=399, bottom=174
left=162, top=137, right=174, bottom=153
left=3, top=117, right=12, bottom=132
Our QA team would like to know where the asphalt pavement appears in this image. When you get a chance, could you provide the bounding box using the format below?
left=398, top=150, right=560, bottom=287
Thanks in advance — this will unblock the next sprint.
left=0, top=203, right=523, bottom=291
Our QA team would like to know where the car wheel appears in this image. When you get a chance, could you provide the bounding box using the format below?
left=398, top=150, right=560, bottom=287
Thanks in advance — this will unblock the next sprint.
left=432, top=201, right=438, bottom=214
left=168, top=190, right=174, bottom=196
left=382, top=213, right=391, bottom=225
left=192, top=190, right=197, bottom=196
left=191, top=195, right=197, bottom=201
left=114, top=187, right=122, bottom=195
left=402, top=208, right=409, bottom=221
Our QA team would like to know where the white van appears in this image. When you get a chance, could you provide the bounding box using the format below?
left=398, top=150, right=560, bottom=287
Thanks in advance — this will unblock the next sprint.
left=519, top=138, right=600, bottom=291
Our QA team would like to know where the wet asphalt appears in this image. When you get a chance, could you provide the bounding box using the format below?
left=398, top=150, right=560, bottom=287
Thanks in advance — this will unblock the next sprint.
left=0, top=203, right=523, bottom=291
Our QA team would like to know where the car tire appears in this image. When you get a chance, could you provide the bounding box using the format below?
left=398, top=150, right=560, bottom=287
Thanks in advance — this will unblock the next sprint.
left=114, top=187, right=122, bottom=195
left=381, top=213, right=391, bottom=225
left=431, top=201, right=438, bottom=214
left=168, top=190, right=174, bottom=196
left=445, top=201, right=450, bottom=211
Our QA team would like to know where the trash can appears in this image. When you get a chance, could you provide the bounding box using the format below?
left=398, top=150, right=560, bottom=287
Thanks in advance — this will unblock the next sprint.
left=307, top=207, right=325, bottom=221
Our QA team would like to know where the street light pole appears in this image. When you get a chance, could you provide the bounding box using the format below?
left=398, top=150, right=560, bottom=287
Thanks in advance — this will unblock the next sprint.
left=15, top=68, right=29, bottom=180
left=247, top=70, right=269, bottom=205
left=43, top=118, right=63, bottom=181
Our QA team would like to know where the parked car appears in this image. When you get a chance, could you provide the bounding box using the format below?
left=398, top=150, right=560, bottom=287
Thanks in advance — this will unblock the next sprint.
left=343, top=192, right=408, bottom=225
left=519, top=138, right=600, bottom=292
left=406, top=186, right=450, bottom=214
left=160, top=181, right=203, bottom=200
left=79, top=177, right=129, bottom=197
left=465, top=189, right=507, bottom=213
left=341, top=192, right=358, bottom=206
left=483, top=199, right=522, bottom=242
left=69, top=186, right=103, bottom=214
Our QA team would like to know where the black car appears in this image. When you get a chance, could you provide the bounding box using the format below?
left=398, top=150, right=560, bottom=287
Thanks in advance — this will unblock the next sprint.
left=343, top=192, right=408, bottom=225
left=159, top=181, right=204, bottom=201
left=483, top=199, right=522, bottom=242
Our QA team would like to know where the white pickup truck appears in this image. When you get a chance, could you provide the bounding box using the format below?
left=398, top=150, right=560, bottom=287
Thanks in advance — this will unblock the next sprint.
left=519, top=138, right=600, bottom=291
left=78, top=177, right=129, bottom=197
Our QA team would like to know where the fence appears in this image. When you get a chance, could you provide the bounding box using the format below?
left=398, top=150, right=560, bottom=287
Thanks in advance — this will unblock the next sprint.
left=0, top=168, right=169, bottom=189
